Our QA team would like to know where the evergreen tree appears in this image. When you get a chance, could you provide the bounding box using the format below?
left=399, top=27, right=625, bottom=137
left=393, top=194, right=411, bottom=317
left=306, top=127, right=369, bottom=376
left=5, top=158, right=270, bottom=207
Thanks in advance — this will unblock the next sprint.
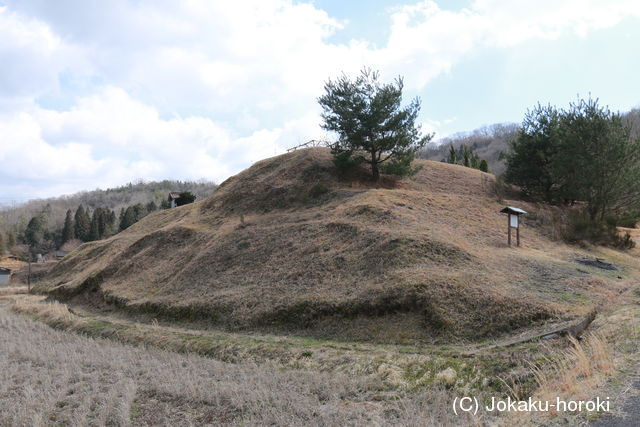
left=88, top=210, right=100, bottom=241
left=470, top=152, right=479, bottom=169
left=0, top=233, right=5, bottom=256
left=120, top=206, right=137, bottom=231
left=95, top=208, right=106, bottom=238
left=74, top=205, right=91, bottom=241
left=108, top=210, right=117, bottom=234
left=555, top=98, right=640, bottom=221
left=447, top=144, right=457, bottom=164
left=479, top=159, right=489, bottom=173
left=175, top=192, right=196, bottom=206
left=504, top=104, right=561, bottom=200
left=318, top=68, right=432, bottom=180
left=24, top=213, right=47, bottom=247
left=146, top=200, right=158, bottom=212
left=118, top=208, right=126, bottom=231
left=506, top=97, right=640, bottom=222
left=62, top=209, right=75, bottom=243
left=462, top=145, right=471, bottom=167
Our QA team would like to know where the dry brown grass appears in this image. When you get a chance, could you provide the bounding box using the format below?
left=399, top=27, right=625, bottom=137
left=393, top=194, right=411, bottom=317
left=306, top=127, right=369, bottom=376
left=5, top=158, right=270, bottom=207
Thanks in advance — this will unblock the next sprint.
left=7, top=294, right=513, bottom=396
left=0, top=303, right=481, bottom=426
left=9, top=260, right=58, bottom=285
left=32, top=147, right=640, bottom=342
left=0, top=286, right=28, bottom=296
left=501, top=285, right=640, bottom=426
left=531, top=334, right=614, bottom=402
left=0, top=256, right=27, bottom=271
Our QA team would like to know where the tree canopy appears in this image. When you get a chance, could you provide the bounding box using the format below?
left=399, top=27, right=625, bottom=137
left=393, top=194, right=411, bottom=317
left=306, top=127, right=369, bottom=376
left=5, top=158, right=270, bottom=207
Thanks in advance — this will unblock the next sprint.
left=175, top=191, right=196, bottom=206
left=505, top=97, right=640, bottom=223
left=62, top=209, right=75, bottom=243
left=318, top=68, right=432, bottom=179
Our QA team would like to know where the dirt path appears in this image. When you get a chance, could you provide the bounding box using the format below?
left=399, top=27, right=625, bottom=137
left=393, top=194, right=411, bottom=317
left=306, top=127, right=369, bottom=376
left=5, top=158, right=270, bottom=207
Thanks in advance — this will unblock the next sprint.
left=590, top=378, right=640, bottom=426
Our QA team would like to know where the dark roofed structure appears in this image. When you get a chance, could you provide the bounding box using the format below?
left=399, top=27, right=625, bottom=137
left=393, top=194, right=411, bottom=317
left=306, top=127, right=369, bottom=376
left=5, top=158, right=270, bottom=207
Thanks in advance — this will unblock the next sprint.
left=55, top=250, right=70, bottom=259
left=168, top=192, right=181, bottom=208
left=500, top=206, right=527, bottom=215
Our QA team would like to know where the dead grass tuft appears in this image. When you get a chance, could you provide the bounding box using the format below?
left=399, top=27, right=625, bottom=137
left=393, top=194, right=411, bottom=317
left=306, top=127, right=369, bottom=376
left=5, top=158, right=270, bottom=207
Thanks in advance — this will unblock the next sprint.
left=531, top=333, right=615, bottom=410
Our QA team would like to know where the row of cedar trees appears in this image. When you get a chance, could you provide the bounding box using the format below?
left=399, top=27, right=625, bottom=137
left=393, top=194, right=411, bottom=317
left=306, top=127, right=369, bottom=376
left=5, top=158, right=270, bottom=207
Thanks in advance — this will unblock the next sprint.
left=61, top=201, right=158, bottom=244
left=445, top=144, right=490, bottom=172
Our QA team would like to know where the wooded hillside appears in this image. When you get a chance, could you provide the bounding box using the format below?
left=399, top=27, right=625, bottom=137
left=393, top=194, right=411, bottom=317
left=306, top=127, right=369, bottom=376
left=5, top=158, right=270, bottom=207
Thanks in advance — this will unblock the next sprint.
left=420, top=108, right=640, bottom=175
left=0, top=180, right=217, bottom=240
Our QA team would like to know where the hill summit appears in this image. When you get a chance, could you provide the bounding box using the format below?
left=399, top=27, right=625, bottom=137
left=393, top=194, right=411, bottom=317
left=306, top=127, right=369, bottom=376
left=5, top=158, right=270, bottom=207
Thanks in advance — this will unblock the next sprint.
left=36, top=147, right=614, bottom=343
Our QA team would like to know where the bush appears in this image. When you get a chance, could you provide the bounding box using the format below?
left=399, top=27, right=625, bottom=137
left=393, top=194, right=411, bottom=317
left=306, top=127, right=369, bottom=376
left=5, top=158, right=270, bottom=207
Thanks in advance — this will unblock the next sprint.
left=615, top=231, right=636, bottom=249
left=562, top=211, right=636, bottom=249
left=332, top=150, right=363, bottom=174
left=482, top=175, right=510, bottom=203
left=616, top=210, right=640, bottom=228
left=175, top=191, right=196, bottom=206
left=308, top=183, right=329, bottom=199
left=380, top=153, right=422, bottom=177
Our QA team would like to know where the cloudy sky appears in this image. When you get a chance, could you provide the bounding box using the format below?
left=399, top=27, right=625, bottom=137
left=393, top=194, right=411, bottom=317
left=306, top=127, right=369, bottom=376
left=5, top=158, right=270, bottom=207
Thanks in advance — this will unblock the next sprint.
left=1, top=0, right=639, bottom=202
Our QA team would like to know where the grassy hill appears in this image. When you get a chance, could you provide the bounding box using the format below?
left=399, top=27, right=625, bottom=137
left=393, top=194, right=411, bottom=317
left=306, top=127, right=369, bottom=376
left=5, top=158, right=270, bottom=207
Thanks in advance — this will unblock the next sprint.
left=33, top=147, right=637, bottom=343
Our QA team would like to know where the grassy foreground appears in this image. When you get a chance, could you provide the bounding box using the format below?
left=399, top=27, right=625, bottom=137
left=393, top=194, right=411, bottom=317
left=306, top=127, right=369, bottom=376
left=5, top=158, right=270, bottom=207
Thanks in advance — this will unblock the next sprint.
left=0, top=296, right=471, bottom=426
left=3, top=286, right=640, bottom=426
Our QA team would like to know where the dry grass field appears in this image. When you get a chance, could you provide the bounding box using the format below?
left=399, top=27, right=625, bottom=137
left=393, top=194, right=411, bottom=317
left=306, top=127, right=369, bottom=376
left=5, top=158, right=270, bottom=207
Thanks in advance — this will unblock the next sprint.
left=2, top=286, right=639, bottom=426
left=0, top=300, right=475, bottom=426
left=33, top=148, right=640, bottom=343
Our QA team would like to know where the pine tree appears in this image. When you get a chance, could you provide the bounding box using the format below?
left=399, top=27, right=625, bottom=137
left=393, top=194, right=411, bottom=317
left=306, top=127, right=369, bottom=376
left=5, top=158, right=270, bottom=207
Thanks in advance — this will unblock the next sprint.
left=462, top=145, right=471, bottom=167
left=132, top=203, right=146, bottom=221
left=447, top=145, right=457, bottom=164
left=318, top=68, right=432, bottom=180
left=0, top=233, right=5, bottom=256
left=108, top=210, right=116, bottom=235
left=120, top=206, right=137, bottom=231
left=118, top=208, right=126, bottom=231
left=74, top=205, right=91, bottom=241
left=479, top=159, right=489, bottom=173
left=96, top=208, right=107, bottom=238
left=88, top=210, right=100, bottom=241
left=62, top=209, right=75, bottom=243
left=146, top=200, right=158, bottom=212
left=470, top=153, right=479, bottom=169
left=24, top=214, right=47, bottom=247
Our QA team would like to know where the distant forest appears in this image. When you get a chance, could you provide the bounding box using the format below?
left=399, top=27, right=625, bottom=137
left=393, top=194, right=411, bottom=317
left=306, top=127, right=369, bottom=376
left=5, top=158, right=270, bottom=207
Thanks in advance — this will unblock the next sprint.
left=420, top=108, right=640, bottom=175
left=0, top=180, right=217, bottom=257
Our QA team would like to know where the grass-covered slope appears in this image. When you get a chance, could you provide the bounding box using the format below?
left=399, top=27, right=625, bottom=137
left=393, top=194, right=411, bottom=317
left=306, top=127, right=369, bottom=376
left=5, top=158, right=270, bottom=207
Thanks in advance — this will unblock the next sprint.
left=35, top=148, right=634, bottom=342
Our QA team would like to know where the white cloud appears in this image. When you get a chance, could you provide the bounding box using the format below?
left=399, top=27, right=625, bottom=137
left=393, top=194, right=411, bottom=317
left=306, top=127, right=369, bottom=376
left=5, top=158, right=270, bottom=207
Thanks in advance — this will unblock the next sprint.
left=380, top=0, right=640, bottom=88
left=0, top=0, right=639, bottom=199
left=0, top=87, right=325, bottom=198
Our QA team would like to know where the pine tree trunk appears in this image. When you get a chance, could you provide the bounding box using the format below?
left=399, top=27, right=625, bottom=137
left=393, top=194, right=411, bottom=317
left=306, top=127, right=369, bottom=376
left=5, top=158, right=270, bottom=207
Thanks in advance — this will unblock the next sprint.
left=371, top=162, right=380, bottom=181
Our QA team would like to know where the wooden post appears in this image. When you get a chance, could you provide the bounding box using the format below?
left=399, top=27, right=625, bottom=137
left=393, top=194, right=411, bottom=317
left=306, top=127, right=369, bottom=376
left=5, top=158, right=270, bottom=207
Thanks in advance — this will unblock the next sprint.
left=507, top=215, right=511, bottom=247
left=516, top=225, right=520, bottom=247
left=27, top=257, right=31, bottom=292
